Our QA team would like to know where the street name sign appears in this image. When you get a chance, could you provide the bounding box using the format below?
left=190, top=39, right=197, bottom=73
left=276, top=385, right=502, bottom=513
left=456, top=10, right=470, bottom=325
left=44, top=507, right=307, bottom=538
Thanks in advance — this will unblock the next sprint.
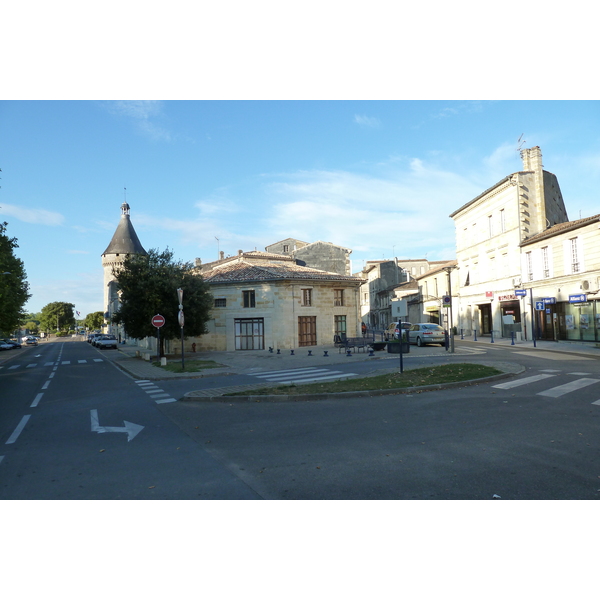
left=515, top=289, right=527, bottom=297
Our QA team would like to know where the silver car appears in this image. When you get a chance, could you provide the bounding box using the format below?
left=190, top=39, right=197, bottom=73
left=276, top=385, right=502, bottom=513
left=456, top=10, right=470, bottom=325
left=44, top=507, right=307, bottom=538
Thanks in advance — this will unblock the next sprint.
left=408, top=323, right=446, bottom=346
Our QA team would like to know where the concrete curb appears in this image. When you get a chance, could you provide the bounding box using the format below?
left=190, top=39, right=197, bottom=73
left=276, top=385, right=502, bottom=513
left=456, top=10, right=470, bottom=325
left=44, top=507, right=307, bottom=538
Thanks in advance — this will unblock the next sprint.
left=180, top=364, right=526, bottom=403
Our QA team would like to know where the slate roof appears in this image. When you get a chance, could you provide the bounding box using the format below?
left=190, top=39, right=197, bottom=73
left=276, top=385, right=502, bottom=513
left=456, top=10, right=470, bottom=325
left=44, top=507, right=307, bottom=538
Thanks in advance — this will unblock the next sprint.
left=203, top=259, right=364, bottom=284
left=102, top=207, right=146, bottom=256
left=520, top=214, right=600, bottom=247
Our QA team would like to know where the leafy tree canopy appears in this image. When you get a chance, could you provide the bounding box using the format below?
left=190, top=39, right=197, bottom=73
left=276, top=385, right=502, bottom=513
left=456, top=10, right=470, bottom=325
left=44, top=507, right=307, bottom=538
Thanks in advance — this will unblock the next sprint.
left=84, top=311, right=105, bottom=331
left=0, top=221, right=31, bottom=333
left=112, top=248, right=213, bottom=355
left=39, top=301, right=75, bottom=333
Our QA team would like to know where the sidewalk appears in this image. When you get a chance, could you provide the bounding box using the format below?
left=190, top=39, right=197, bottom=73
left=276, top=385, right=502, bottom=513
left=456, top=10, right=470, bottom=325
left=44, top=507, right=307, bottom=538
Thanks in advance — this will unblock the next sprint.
left=105, top=333, right=600, bottom=386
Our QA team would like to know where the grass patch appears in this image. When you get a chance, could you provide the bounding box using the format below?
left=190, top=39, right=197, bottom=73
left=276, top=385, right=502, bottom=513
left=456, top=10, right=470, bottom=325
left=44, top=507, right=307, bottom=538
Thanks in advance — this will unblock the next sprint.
left=226, top=363, right=501, bottom=396
left=152, top=359, right=225, bottom=373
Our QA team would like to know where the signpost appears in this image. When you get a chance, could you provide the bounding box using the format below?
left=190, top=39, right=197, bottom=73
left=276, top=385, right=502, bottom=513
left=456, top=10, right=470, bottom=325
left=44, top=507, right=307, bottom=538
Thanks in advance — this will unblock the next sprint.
left=177, top=288, right=184, bottom=371
left=152, top=314, right=165, bottom=363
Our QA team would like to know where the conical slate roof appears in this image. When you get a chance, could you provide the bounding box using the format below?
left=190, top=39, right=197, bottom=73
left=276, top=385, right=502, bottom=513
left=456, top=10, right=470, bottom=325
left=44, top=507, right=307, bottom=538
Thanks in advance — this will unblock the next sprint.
left=102, top=202, right=146, bottom=256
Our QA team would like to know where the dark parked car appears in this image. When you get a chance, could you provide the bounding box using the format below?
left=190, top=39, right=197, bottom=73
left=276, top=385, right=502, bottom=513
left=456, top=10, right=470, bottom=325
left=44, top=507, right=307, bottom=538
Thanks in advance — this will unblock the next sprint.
left=2, top=339, right=21, bottom=349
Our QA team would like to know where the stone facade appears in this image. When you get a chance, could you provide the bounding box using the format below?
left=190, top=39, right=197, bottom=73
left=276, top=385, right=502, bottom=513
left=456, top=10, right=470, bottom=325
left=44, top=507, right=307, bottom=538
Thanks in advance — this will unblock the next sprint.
left=265, top=238, right=352, bottom=276
left=194, top=255, right=364, bottom=351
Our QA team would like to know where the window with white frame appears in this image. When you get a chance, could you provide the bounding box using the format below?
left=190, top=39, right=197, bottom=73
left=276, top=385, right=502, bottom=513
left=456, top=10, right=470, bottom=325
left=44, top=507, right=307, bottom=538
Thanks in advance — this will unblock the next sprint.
left=488, top=215, right=493, bottom=238
left=526, top=251, right=533, bottom=281
left=500, top=209, right=506, bottom=233
left=570, top=238, right=580, bottom=273
left=541, top=246, right=550, bottom=278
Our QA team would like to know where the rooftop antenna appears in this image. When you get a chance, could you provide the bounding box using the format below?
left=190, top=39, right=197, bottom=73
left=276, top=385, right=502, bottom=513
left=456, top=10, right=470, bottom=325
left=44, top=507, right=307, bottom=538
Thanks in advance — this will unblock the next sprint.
left=517, top=134, right=526, bottom=152
left=215, top=236, right=220, bottom=259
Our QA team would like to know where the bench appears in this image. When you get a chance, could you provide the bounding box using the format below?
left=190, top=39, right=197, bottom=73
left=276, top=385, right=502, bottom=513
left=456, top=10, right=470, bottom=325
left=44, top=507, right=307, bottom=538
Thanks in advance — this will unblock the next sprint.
left=341, top=336, right=376, bottom=353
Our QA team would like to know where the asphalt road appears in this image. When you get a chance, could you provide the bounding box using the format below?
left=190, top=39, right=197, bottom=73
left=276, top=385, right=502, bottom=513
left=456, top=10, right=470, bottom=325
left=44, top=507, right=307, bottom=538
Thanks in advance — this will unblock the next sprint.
left=2, top=339, right=600, bottom=499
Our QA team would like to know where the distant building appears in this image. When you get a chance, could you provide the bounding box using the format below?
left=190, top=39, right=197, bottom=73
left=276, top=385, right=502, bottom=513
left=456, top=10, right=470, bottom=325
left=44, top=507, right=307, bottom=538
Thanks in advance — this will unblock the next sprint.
left=265, top=238, right=352, bottom=276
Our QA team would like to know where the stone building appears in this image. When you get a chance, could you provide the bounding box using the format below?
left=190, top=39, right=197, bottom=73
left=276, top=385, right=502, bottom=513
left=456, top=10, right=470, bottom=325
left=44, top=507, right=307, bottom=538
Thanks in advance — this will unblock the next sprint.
left=449, top=146, right=600, bottom=342
left=101, top=202, right=146, bottom=336
left=194, top=251, right=364, bottom=351
left=265, top=238, right=352, bottom=276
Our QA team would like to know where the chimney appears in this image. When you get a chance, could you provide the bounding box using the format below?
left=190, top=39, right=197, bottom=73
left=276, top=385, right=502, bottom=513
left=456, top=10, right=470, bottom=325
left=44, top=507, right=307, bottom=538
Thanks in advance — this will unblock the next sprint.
left=219, top=251, right=225, bottom=260
left=520, top=146, right=542, bottom=172
left=238, top=249, right=243, bottom=256
left=195, top=258, right=202, bottom=267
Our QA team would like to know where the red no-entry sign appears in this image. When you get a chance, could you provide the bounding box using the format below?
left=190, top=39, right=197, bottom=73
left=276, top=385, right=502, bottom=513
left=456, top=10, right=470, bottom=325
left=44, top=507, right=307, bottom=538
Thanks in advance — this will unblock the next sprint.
left=152, top=314, right=165, bottom=328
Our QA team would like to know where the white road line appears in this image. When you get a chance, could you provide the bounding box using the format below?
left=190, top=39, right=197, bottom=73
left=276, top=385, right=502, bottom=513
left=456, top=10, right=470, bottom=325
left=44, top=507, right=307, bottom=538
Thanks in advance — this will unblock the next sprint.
left=62, top=361, right=70, bottom=365
left=41, top=380, right=51, bottom=390
left=78, top=360, right=87, bottom=364
left=93, top=359, right=103, bottom=363
left=49, top=372, right=55, bottom=379
left=537, top=378, right=600, bottom=398
left=136, top=380, right=150, bottom=383
left=492, top=374, right=556, bottom=390
left=274, top=373, right=358, bottom=384
left=568, top=372, right=591, bottom=376
left=149, top=392, right=170, bottom=398
left=592, top=400, right=600, bottom=406
left=26, top=364, right=36, bottom=368
left=6, top=415, right=31, bottom=444
left=155, top=398, right=177, bottom=404
left=256, top=369, right=337, bottom=380
left=30, top=393, right=44, bottom=408
left=44, top=362, right=55, bottom=366
left=540, top=369, right=562, bottom=372
left=252, top=367, right=330, bottom=376
left=9, top=365, right=19, bottom=370
left=0, top=456, right=4, bottom=465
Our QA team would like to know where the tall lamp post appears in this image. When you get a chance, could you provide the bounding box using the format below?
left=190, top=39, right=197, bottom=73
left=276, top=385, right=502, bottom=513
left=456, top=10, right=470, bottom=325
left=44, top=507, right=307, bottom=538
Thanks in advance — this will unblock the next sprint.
left=177, top=288, right=184, bottom=371
left=443, top=266, right=456, bottom=354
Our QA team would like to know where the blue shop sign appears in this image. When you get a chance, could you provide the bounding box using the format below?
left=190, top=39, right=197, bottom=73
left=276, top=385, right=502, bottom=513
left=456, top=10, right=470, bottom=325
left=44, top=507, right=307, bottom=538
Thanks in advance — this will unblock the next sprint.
left=515, top=289, right=527, bottom=297
left=569, top=293, right=587, bottom=303
left=541, top=297, right=556, bottom=304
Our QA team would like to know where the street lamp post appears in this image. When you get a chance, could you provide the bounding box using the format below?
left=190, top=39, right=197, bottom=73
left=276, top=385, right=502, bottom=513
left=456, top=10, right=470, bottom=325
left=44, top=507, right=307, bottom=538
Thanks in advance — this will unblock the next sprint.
left=443, top=266, right=456, bottom=353
left=177, top=288, right=184, bottom=371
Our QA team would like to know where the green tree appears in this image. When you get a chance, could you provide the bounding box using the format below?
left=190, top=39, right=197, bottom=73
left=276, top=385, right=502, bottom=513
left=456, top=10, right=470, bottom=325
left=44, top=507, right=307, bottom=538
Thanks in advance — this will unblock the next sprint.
left=39, top=302, right=75, bottom=334
left=0, top=221, right=31, bottom=334
left=112, top=248, right=213, bottom=356
left=84, top=311, right=105, bottom=331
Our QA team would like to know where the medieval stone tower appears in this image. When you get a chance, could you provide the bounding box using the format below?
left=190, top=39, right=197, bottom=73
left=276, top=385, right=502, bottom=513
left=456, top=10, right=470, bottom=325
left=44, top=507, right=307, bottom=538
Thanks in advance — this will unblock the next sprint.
left=101, top=202, right=146, bottom=332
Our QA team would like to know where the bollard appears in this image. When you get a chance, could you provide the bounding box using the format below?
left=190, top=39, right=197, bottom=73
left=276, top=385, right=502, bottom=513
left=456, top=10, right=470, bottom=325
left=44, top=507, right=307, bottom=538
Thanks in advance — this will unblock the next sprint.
left=269, top=347, right=273, bottom=353
left=368, top=348, right=374, bottom=357
left=491, top=330, right=494, bottom=343
left=474, top=328, right=477, bottom=342
left=346, top=349, right=352, bottom=357
left=460, top=328, right=464, bottom=340
left=511, top=331, right=515, bottom=345
left=308, top=350, right=312, bottom=356
left=290, top=349, right=294, bottom=355
left=323, top=351, right=329, bottom=357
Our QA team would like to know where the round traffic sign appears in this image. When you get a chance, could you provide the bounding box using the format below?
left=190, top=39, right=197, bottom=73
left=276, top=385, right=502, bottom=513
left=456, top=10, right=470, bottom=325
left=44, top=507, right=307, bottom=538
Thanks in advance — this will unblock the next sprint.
left=151, top=314, right=165, bottom=328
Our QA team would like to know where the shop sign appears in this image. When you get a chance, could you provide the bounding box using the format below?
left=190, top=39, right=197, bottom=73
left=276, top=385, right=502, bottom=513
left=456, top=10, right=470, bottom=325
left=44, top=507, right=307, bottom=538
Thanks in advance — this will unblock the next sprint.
left=569, top=293, right=587, bottom=303
left=542, top=297, right=556, bottom=304
left=485, top=291, right=494, bottom=298
left=514, top=289, right=527, bottom=297
left=498, top=294, right=517, bottom=302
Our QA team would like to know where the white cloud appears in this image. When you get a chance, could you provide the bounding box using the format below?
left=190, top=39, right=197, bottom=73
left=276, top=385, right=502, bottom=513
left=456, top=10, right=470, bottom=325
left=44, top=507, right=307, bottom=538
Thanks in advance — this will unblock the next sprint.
left=354, top=114, right=381, bottom=128
left=103, top=101, right=172, bottom=142
left=0, top=203, right=65, bottom=226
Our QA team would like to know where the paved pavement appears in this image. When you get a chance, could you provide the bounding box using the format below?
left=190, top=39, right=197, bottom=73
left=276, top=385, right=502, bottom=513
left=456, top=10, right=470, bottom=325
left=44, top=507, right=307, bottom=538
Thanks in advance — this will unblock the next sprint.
left=5, top=335, right=599, bottom=400
left=104, top=335, right=600, bottom=400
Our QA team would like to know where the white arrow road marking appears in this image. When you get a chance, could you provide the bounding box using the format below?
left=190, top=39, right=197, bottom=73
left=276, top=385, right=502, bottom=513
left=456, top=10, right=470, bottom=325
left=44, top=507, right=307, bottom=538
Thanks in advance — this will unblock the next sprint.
left=90, top=409, right=144, bottom=442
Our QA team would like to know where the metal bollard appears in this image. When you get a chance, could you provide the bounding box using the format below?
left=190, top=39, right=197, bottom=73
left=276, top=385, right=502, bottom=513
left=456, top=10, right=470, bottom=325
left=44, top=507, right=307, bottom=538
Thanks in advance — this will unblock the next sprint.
left=323, top=351, right=329, bottom=357
left=308, top=350, right=312, bottom=356
left=290, top=349, right=294, bottom=355
left=277, top=349, right=280, bottom=354
left=474, top=328, right=478, bottom=342
left=511, top=331, right=515, bottom=345
left=368, top=348, right=374, bottom=357
left=346, top=349, right=352, bottom=357
left=269, top=347, right=273, bottom=353
left=460, top=328, right=464, bottom=340
left=491, top=330, right=494, bottom=343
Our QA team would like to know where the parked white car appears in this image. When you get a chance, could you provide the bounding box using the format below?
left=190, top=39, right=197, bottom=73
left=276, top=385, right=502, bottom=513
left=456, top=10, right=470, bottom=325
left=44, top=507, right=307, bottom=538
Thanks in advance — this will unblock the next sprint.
left=407, top=323, right=446, bottom=346
left=95, top=334, right=118, bottom=349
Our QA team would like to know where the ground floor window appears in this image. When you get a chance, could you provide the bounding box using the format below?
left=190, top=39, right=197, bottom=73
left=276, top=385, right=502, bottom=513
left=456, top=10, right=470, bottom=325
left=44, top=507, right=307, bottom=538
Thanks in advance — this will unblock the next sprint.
left=554, top=300, right=600, bottom=342
left=234, top=318, right=264, bottom=350
left=334, top=315, right=346, bottom=337
left=298, top=316, right=317, bottom=347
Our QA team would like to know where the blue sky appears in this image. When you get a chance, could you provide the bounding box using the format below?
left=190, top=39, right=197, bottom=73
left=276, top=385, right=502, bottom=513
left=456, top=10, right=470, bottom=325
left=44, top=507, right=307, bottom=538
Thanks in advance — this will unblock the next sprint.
left=2, top=100, right=600, bottom=318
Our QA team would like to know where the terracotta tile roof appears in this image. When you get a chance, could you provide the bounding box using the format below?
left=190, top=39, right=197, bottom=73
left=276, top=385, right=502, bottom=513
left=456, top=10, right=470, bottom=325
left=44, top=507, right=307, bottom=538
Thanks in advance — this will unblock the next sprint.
left=520, top=214, right=600, bottom=246
left=204, top=259, right=365, bottom=284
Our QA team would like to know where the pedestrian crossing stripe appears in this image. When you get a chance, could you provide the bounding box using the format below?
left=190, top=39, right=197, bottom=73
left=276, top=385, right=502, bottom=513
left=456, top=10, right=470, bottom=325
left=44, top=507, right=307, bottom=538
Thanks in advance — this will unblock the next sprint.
left=492, top=374, right=556, bottom=390
left=249, top=367, right=358, bottom=384
left=537, top=378, right=600, bottom=398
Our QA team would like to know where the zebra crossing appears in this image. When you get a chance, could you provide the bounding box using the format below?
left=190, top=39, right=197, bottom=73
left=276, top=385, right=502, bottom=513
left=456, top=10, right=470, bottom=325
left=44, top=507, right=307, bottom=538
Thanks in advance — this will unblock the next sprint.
left=135, top=380, right=177, bottom=404
left=492, top=369, right=600, bottom=402
left=0, top=359, right=104, bottom=372
left=248, top=366, right=358, bottom=385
